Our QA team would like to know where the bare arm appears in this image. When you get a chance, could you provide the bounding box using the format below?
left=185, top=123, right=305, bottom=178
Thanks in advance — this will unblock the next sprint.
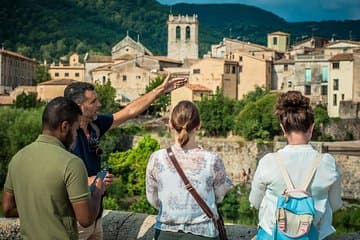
left=71, top=179, right=105, bottom=227
left=111, top=73, right=187, bottom=129
left=2, top=191, right=18, bottom=217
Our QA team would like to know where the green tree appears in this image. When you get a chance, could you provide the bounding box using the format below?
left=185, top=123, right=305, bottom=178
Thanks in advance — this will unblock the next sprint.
left=145, top=76, right=169, bottom=116
left=108, top=135, right=160, bottom=196
left=197, top=90, right=238, bottom=137
left=0, top=107, right=42, bottom=186
left=35, top=64, right=51, bottom=85
left=94, top=80, right=118, bottom=114
left=235, top=93, right=280, bottom=140
left=313, top=105, right=330, bottom=140
left=15, top=92, right=43, bottom=109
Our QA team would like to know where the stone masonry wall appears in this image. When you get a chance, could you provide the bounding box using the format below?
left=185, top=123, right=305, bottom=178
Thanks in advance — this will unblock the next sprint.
left=134, top=136, right=360, bottom=200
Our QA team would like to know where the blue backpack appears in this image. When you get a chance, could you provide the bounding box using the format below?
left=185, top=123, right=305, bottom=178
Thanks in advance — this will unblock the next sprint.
left=272, top=153, right=323, bottom=240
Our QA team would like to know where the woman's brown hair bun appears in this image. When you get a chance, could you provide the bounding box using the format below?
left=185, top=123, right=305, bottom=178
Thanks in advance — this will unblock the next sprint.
left=275, top=91, right=314, bottom=133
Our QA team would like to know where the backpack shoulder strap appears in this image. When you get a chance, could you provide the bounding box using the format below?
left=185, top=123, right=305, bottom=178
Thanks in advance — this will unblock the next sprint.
left=274, top=152, right=295, bottom=190
left=301, top=153, right=323, bottom=191
left=89, top=122, right=100, bottom=138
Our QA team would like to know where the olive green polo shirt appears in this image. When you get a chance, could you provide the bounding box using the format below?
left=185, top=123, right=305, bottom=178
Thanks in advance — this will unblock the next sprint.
left=4, top=134, right=90, bottom=240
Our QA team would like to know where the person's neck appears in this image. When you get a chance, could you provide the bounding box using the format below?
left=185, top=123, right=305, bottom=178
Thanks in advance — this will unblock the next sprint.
left=79, top=116, right=91, bottom=132
left=286, top=132, right=309, bottom=145
left=174, top=135, right=198, bottom=150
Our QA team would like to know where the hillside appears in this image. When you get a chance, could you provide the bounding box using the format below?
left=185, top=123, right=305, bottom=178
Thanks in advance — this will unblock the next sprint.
left=1, top=0, right=359, bottom=61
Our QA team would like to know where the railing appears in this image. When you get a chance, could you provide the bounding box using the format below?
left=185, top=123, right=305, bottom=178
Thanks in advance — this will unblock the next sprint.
left=322, top=143, right=360, bottom=156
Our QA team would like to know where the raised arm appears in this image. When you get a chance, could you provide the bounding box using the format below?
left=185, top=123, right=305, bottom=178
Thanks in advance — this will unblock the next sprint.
left=111, top=73, right=187, bottom=129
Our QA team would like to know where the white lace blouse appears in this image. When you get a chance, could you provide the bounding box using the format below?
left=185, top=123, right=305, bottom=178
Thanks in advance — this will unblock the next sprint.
left=249, top=144, right=342, bottom=240
left=146, top=145, right=232, bottom=237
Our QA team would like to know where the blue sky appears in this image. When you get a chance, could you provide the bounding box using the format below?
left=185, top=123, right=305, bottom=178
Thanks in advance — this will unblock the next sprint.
left=156, top=0, right=360, bottom=22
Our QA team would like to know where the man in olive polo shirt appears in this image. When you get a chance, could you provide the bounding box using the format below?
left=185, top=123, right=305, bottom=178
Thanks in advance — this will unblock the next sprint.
left=2, top=97, right=105, bottom=240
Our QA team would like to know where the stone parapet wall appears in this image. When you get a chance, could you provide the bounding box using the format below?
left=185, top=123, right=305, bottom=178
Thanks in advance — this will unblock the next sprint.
left=134, top=136, right=360, bottom=200
left=1, top=211, right=359, bottom=239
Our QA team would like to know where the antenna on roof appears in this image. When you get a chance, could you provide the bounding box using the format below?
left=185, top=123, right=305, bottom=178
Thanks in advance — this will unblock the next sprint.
left=1, top=42, right=4, bottom=50
left=126, top=30, right=129, bottom=37
left=137, top=34, right=140, bottom=43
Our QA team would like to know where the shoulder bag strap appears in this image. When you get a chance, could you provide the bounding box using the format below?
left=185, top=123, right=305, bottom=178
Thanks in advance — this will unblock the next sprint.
left=274, top=152, right=295, bottom=190
left=166, top=147, right=215, bottom=221
left=301, top=153, right=323, bottom=190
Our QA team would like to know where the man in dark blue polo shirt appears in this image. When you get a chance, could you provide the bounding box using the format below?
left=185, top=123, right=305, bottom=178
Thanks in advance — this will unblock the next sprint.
left=64, top=73, right=187, bottom=239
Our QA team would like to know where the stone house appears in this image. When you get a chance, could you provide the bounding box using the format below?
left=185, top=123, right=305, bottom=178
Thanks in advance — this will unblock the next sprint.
left=37, top=79, right=78, bottom=101
left=48, top=53, right=85, bottom=81
left=0, top=49, right=36, bottom=94
left=171, top=83, right=212, bottom=109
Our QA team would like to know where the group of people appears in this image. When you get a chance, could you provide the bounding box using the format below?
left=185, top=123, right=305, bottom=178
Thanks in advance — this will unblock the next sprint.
left=2, top=71, right=342, bottom=240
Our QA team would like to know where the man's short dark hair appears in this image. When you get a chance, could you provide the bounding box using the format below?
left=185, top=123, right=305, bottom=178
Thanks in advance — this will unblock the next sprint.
left=64, top=82, right=95, bottom=103
left=42, top=97, right=82, bottom=131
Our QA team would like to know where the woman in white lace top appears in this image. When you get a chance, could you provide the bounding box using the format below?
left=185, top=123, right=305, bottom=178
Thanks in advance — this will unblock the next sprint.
left=146, top=100, right=232, bottom=240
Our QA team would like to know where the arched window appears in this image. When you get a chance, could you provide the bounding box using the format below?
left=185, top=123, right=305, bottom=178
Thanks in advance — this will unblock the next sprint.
left=176, top=26, right=181, bottom=40
left=186, top=26, right=190, bottom=40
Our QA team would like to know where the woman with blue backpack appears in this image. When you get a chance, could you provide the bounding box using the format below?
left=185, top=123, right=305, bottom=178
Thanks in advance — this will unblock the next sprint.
left=249, top=91, right=342, bottom=240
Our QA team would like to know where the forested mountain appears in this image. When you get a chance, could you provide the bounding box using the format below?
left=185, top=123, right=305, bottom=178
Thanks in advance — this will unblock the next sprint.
left=1, top=0, right=359, bottom=62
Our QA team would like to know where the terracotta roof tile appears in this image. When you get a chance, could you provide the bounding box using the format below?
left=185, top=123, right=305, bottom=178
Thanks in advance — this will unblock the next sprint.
left=186, top=84, right=212, bottom=92
left=86, top=55, right=112, bottom=63
left=39, top=79, right=79, bottom=85
left=329, top=53, right=354, bottom=61
left=0, top=50, right=36, bottom=62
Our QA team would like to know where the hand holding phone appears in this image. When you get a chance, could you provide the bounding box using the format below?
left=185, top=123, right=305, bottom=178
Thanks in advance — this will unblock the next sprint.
left=90, top=170, right=107, bottom=192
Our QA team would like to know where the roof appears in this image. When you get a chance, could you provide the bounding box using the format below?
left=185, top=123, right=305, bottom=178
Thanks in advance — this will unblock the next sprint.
left=112, top=35, right=153, bottom=56
left=186, top=84, right=212, bottom=92
left=274, top=58, right=295, bottom=64
left=86, top=55, right=112, bottom=63
left=0, top=50, right=36, bottom=62
left=329, top=53, right=353, bottom=61
left=39, top=79, right=79, bottom=86
left=325, top=40, right=360, bottom=48
left=91, top=64, right=113, bottom=72
left=146, top=55, right=182, bottom=64
left=268, top=31, right=290, bottom=36
left=223, top=38, right=274, bottom=51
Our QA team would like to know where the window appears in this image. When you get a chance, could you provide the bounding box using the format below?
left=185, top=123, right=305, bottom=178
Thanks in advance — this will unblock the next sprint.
left=342, top=94, right=345, bottom=100
left=332, top=62, right=339, bottom=69
left=305, top=68, right=311, bottom=83
left=136, top=75, right=141, bottom=79
left=273, top=37, right=278, bottom=45
left=176, top=26, right=181, bottom=40
left=321, top=85, right=328, bottom=95
left=333, top=94, right=337, bottom=106
left=305, top=85, right=311, bottom=95
left=322, top=66, right=328, bottom=82
left=122, top=75, right=127, bottom=81
left=284, top=64, right=288, bottom=71
left=333, top=79, right=339, bottom=90
left=193, top=69, right=200, bottom=74
left=239, top=56, right=243, bottom=61
left=224, top=65, right=230, bottom=73
left=239, top=65, right=243, bottom=72
left=102, top=76, right=106, bottom=84
left=287, top=81, right=292, bottom=88
left=75, top=72, right=80, bottom=77
left=55, top=72, right=59, bottom=77
left=186, top=26, right=190, bottom=40
left=64, top=72, right=69, bottom=77
left=232, top=66, right=236, bottom=74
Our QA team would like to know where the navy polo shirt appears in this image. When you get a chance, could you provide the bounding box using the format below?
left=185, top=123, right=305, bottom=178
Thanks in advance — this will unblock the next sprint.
left=71, top=114, right=113, bottom=176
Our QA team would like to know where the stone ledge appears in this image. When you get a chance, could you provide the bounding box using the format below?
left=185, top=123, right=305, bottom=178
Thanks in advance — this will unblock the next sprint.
left=1, top=210, right=359, bottom=239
